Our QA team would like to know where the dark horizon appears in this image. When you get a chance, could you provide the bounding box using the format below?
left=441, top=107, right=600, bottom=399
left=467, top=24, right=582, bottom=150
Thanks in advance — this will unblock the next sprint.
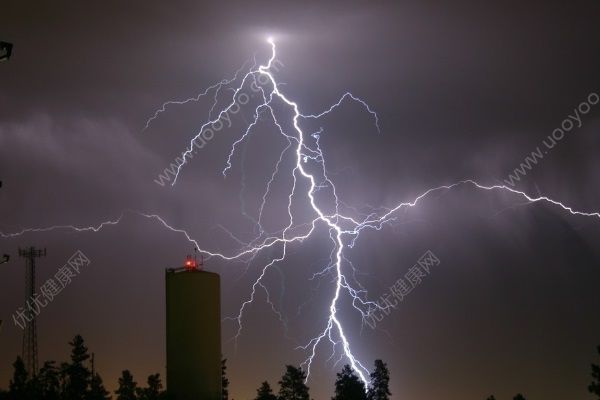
left=2, top=1, right=600, bottom=399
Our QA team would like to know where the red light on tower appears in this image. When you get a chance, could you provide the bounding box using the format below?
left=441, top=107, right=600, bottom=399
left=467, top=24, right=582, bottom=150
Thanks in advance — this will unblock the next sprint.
left=184, top=255, right=197, bottom=271
left=181, top=249, right=204, bottom=271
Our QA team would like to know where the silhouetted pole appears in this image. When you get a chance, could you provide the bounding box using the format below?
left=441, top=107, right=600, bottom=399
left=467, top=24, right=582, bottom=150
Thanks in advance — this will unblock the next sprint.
left=0, top=181, right=8, bottom=265
left=0, top=181, right=8, bottom=332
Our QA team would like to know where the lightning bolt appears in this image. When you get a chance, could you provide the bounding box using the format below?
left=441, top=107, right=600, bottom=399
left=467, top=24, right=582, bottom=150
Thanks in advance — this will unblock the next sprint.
left=143, top=57, right=255, bottom=131
left=3, top=38, right=600, bottom=389
left=134, top=38, right=600, bottom=384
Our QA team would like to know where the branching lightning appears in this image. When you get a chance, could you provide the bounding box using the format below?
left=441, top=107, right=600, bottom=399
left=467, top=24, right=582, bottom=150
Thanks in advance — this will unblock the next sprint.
left=3, top=38, right=600, bottom=388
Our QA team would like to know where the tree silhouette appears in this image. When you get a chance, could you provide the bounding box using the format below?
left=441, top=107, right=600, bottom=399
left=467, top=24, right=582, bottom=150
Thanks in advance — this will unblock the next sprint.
left=37, top=361, right=61, bottom=400
left=136, top=374, right=164, bottom=400
left=278, top=365, right=310, bottom=400
left=333, top=364, right=367, bottom=400
left=222, top=358, right=229, bottom=400
left=0, top=334, right=167, bottom=400
left=9, top=357, right=30, bottom=400
left=367, top=360, right=390, bottom=400
left=115, top=370, right=138, bottom=400
left=254, top=381, right=277, bottom=400
left=590, top=345, right=600, bottom=398
left=88, top=372, right=110, bottom=400
left=63, top=335, right=92, bottom=400
left=513, top=394, right=527, bottom=400
left=486, top=396, right=496, bottom=400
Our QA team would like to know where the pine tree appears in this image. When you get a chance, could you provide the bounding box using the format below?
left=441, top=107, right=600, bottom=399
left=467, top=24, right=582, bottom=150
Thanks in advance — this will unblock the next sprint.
left=278, top=365, right=310, bottom=400
left=590, top=345, right=600, bottom=398
left=513, top=394, right=527, bottom=400
left=63, top=335, right=92, bottom=400
left=332, top=365, right=367, bottom=400
left=137, top=374, right=163, bottom=400
left=254, top=381, right=277, bottom=400
left=88, top=373, right=110, bottom=400
left=222, top=359, right=229, bottom=400
left=367, top=360, right=390, bottom=400
left=115, top=370, right=138, bottom=400
left=28, top=372, right=42, bottom=399
left=8, top=357, right=30, bottom=400
left=38, top=361, right=61, bottom=400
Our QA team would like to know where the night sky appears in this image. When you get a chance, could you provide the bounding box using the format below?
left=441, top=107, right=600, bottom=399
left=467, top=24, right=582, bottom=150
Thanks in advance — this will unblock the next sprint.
left=2, top=1, right=600, bottom=399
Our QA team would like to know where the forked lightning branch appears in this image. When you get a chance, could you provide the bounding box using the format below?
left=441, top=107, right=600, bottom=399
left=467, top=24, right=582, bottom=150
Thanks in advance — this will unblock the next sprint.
left=3, top=38, right=600, bottom=387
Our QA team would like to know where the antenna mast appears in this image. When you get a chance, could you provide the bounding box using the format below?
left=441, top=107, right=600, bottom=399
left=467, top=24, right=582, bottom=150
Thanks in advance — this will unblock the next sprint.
left=18, top=246, right=46, bottom=376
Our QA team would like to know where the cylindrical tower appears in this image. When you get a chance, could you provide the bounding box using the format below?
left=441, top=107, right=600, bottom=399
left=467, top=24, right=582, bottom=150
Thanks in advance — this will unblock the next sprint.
left=165, top=258, right=221, bottom=400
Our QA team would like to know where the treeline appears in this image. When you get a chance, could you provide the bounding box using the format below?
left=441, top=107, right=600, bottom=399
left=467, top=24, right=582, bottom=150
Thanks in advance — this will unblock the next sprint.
left=251, top=360, right=390, bottom=400
left=1, top=335, right=599, bottom=400
left=0, top=335, right=164, bottom=400
left=0, top=332, right=390, bottom=400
